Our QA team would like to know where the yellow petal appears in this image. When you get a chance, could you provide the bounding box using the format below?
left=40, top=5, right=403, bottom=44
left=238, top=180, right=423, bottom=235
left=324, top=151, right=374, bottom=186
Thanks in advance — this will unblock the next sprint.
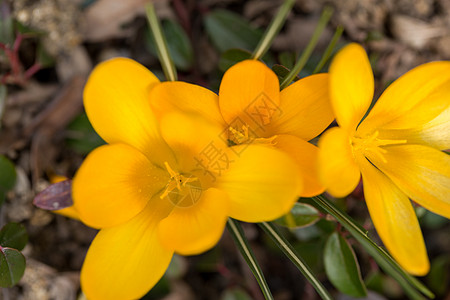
left=378, top=101, right=450, bottom=150
left=367, top=144, right=450, bottom=218
left=318, top=127, right=361, bottom=197
left=53, top=206, right=80, bottom=220
left=219, top=60, right=280, bottom=131
left=359, top=61, right=450, bottom=134
left=267, top=73, right=334, bottom=140
left=359, top=157, right=429, bottom=276
left=216, top=145, right=302, bottom=222
left=159, top=112, right=227, bottom=174
left=81, top=198, right=174, bottom=300
left=157, top=188, right=229, bottom=255
left=329, top=43, right=374, bottom=132
left=84, top=57, right=173, bottom=163
left=275, top=134, right=324, bottom=197
left=72, top=144, right=168, bottom=229
left=149, top=81, right=226, bottom=127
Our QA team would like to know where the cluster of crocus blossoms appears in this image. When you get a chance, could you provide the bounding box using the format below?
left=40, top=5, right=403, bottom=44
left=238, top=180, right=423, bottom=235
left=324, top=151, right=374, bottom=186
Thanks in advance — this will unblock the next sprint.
left=70, top=42, right=449, bottom=300
left=318, top=43, right=450, bottom=275
left=72, top=57, right=333, bottom=300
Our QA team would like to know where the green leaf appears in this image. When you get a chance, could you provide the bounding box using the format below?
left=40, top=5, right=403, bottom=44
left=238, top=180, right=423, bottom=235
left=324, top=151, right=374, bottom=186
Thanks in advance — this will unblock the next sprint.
left=13, top=20, right=45, bottom=36
left=275, top=203, right=320, bottom=228
left=0, top=247, right=26, bottom=287
left=422, top=210, right=448, bottom=229
left=293, top=239, right=326, bottom=273
left=36, top=43, right=55, bottom=68
left=278, top=52, right=296, bottom=69
left=204, top=10, right=263, bottom=53
left=140, top=276, right=170, bottom=300
left=65, top=113, right=105, bottom=155
left=0, top=1, right=14, bottom=45
left=271, top=64, right=300, bottom=84
left=164, top=254, right=187, bottom=280
left=0, top=85, right=6, bottom=130
left=222, top=287, right=253, bottom=300
left=366, top=271, right=403, bottom=298
left=162, top=19, right=193, bottom=71
left=219, top=48, right=252, bottom=72
left=0, top=154, right=16, bottom=194
left=0, top=223, right=28, bottom=251
left=427, top=255, right=449, bottom=296
left=324, top=232, right=367, bottom=297
left=312, top=195, right=434, bottom=300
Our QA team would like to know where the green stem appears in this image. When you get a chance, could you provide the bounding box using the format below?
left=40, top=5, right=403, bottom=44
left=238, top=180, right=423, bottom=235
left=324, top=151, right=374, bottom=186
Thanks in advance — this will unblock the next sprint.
left=252, top=0, right=295, bottom=60
left=312, top=195, right=434, bottom=300
left=227, top=219, right=274, bottom=300
left=259, top=222, right=333, bottom=300
left=312, top=25, right=343, bottom=74
left=145, top=3, right=177, bottom=81
left=280, top=6, right=333, bottom=89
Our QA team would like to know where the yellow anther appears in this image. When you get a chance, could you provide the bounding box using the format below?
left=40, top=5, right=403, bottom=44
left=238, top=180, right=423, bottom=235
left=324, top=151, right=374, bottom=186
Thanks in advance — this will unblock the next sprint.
left=254, top=135, right=278, bottom=146
left=160, top=162, right=198, bottom=199
left=229, top=125, right=250, bottom=144
left=228, top=124, right=277, bottom=146
left=352, top=131, right=406, bottom=163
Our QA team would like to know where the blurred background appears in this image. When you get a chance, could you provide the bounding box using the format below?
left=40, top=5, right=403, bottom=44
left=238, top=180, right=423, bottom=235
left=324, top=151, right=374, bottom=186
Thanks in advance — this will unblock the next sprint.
left=0, top=0, right=449, bottom=299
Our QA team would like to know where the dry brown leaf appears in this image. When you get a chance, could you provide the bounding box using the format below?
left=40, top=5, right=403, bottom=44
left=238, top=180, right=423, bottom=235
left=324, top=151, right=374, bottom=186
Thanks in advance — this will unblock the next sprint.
left=390, top=15, right=447, bottom=49
left=82, top=0, right=173, bottom=42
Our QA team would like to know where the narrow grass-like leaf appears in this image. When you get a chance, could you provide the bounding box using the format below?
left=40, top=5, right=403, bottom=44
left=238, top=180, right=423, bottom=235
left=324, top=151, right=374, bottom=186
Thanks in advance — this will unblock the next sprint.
left=312, top=195, right=434, bottom=300
left=271, top=64, right=300, bottom=84
left=0, top=247, right=25, bottom=288
left=145, top=3, right=177, bottom=81
left=227, top=219, right=274, bottom=300
left=312, top=25, right=343, bottom=74
left=280, top=7, right=333, bottom=89
left=324, top=232, right=367, bottom=297
left=252, top=0, right=295, bottom=60
left=0, top=223, right=28, bottom=251
left=259, top=222, right=332, bottom=300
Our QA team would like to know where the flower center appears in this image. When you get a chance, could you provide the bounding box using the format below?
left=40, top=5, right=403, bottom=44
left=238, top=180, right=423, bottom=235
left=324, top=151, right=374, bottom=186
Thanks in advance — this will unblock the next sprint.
left=352, top=131, right=406, bottom=163
left=228, top=124, right=277, bottom=146
left=160, top=162, right=202, bottom=208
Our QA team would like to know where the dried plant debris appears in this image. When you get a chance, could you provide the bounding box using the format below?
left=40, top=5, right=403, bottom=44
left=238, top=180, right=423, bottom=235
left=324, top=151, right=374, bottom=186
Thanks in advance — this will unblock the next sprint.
left=12, top=0, right=83, bottom=57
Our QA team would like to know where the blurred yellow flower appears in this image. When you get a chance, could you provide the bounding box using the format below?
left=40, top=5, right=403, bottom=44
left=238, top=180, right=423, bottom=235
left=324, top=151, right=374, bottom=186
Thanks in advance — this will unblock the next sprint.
left=150, top=59, right=334, bottom=197
left=73, top=58, right=301, bottom=300
left=318, top=43, right=450, bottom=275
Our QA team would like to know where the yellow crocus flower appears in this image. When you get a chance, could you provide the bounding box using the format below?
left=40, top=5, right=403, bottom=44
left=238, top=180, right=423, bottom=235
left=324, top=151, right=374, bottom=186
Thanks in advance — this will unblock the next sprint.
left=72, top=58, right=302, bottom=300
left=318, top=43, right=450, bottom=276
left=149, top=60, right=334, bottom=197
